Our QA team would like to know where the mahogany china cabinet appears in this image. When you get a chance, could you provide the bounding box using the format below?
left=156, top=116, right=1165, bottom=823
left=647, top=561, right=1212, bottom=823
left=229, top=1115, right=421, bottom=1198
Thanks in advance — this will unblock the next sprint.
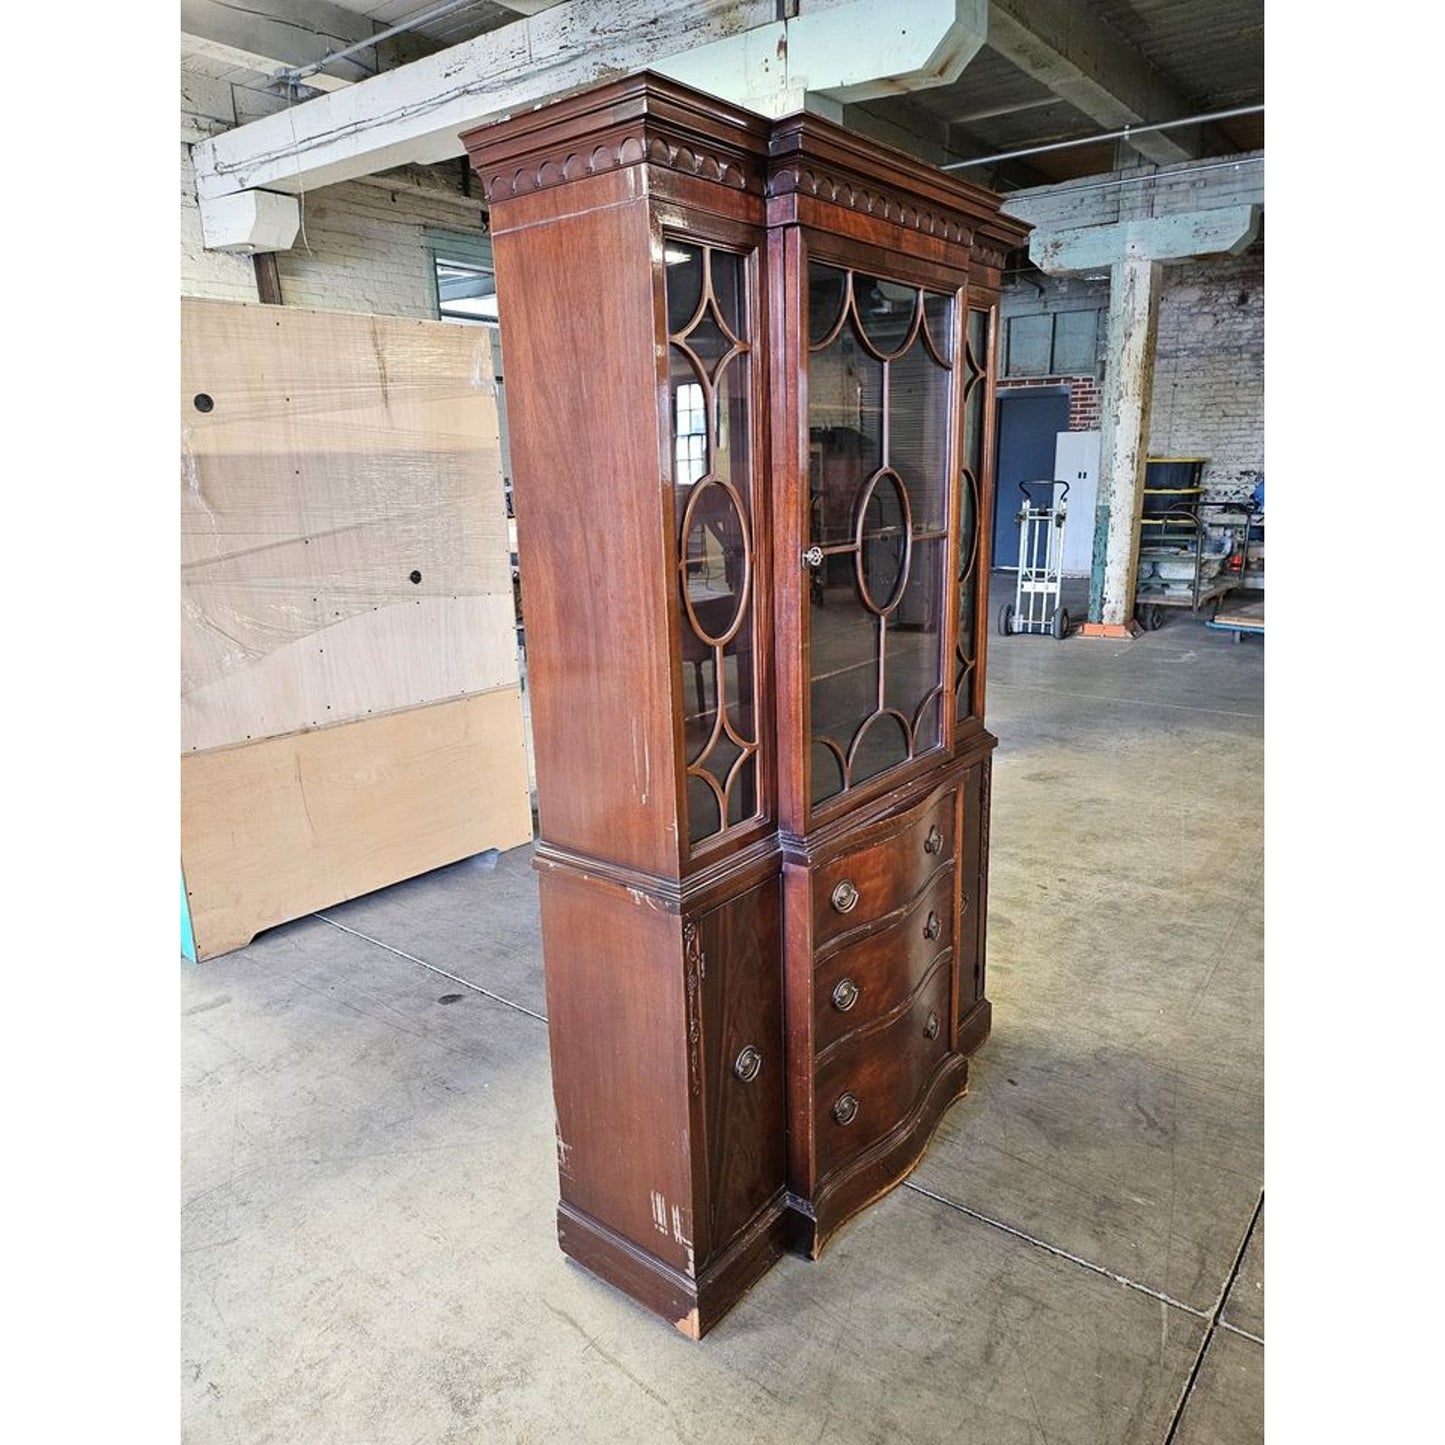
left=463, top=74, right=1028, bottom=1338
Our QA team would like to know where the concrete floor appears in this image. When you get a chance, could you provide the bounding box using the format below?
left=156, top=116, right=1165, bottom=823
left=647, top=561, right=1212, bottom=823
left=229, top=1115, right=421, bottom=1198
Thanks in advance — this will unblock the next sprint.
left=182, top=582, right=1263, bottom=1443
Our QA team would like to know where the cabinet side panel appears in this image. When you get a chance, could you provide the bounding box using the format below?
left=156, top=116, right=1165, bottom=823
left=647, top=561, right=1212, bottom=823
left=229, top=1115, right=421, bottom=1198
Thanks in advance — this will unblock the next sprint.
left=539, top=870, right=696, bottom=1276
left=492, top=201, right=681, bottom=876
left=697, top=875, right=785, bottom=1264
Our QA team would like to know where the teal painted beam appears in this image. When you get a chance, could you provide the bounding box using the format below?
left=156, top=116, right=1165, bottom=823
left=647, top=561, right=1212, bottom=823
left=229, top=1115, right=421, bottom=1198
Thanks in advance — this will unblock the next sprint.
left=1030, top=204, right=1261, bottom=274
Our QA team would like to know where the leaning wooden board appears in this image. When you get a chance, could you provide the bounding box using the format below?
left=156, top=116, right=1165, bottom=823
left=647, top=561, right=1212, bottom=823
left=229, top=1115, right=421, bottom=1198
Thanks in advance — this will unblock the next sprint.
left=180, top=301, right=531, bottom=958
left=182, top=693, right=532, bottom=960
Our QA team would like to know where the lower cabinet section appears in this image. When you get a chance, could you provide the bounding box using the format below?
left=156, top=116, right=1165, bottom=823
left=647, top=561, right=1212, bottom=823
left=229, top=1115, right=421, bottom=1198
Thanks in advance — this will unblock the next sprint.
left=539, top=863, right=789, bottom=1338
left=537, top=751, right=995, bottom=1335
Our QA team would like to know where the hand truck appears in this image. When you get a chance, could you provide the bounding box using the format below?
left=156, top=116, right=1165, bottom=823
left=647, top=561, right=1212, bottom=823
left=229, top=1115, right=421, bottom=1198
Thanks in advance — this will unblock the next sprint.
left=998, top=480, right=1071, bottom=640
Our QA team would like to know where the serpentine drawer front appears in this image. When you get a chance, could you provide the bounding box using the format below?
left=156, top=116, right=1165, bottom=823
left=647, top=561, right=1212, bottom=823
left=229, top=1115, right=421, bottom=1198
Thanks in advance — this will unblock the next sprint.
left=811, top=790, right=956, bottom=953
left=812, top=866, right=955, bottom=1057
left=812, top=954, right=954, bottom=1184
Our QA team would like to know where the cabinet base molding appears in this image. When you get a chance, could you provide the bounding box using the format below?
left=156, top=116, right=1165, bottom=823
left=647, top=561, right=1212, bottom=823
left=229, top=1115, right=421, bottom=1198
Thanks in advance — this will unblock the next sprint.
left=557, top=1194, right=790, bottom=1340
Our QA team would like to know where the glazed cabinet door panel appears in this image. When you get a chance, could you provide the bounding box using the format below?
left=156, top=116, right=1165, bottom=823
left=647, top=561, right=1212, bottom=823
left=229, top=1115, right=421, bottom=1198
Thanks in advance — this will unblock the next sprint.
left=695, top=877, right=786, bottom=1260
left=665, top=240, right=770, bottom=855
left=805, top=261, right=958, bottom=813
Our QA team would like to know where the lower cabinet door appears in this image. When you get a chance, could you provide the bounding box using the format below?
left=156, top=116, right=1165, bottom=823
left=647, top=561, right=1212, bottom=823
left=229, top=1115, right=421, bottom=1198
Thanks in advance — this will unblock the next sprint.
left=695, top=877, right=786, bottom=1263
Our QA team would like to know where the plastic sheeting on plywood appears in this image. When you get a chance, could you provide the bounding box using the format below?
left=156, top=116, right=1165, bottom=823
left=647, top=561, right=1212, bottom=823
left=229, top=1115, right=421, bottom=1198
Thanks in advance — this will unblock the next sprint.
left=181, top=299, right=518, bottom=754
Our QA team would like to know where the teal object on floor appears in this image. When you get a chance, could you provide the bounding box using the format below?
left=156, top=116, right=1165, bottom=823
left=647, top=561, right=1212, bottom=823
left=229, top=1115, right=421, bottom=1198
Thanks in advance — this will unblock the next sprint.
left=181, top=870, right=197, bottom=963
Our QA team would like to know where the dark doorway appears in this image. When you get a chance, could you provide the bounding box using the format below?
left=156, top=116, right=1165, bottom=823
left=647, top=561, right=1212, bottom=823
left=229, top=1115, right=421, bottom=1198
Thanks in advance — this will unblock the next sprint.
left=991, top=388, right=1070, bottom=569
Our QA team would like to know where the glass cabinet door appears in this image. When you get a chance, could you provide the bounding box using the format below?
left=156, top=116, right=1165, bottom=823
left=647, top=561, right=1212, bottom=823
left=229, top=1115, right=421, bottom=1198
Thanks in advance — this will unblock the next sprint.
left=806, top=262, right=956, bottom=808
left=665, top=242, right=762, bottom=849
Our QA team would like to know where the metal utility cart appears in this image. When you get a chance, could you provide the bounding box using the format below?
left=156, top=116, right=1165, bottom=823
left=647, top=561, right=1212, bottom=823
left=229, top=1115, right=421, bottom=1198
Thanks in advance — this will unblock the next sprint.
left=999, top=479, right=1071, bottom=639
left=1134, top=504, right=1248, bottom=630
left=1132, top=459, right=1250, bottom=630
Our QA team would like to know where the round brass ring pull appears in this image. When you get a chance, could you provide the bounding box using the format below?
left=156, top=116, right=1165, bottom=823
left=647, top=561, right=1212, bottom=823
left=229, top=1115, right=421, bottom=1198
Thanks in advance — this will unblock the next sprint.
left=832, top=977, right=859, bottom=1011
left=923, top=910, right=941, bottom=941
left=831, top=879, right=859, bottom=914
left=924, top=825, right=943, bottom=855
left=833, top=1092, right=859, bottom=1126
left=924, top=1011, right=940, bottom=1040
left=733, top=1045, right=762, bottom=1083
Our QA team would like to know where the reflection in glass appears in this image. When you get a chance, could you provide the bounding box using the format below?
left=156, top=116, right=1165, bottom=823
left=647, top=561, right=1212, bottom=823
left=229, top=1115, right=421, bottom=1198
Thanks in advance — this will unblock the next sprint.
left=667, top=243, right=760, bottom=848
left=853, top=277, right=919, bottom=357
left=807, top=261, right=955, bottom=806
left=809, top=264, right=848, bottom=346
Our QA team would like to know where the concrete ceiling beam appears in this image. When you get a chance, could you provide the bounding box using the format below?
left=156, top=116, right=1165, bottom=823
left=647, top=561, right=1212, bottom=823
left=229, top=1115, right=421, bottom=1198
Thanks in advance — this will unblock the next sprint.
left=1029, top=204, right=1261, bottom=274
left=192, top=0, right=803, bottom=201
left=655, top=0, right=987, bottom=120
left=986, top=0, right=1213, bottom=165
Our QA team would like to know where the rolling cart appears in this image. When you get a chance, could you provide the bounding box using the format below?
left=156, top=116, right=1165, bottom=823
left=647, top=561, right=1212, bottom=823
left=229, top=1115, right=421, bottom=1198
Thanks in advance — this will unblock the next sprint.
left=998, top=479, right=1071, bottom=640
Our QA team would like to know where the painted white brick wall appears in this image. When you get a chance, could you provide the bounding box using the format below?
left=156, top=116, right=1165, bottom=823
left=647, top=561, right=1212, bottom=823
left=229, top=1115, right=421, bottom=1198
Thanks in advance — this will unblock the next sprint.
left=181, top=143, right=260, bottom=303
left=275, top=179, right=483, bottom=318
left=1149, top=246, right=1264, bottom=501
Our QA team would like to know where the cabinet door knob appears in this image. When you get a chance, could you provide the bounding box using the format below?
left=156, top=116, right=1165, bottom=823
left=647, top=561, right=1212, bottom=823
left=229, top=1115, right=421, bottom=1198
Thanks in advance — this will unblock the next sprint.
left=833, top=1092, right=859, bottom=1126
left=924, top=1011, right=940, bottom=1040
left=733, top=1045, right=762, bottom=1083
left=831, top=879, right=859, bottom=914
left=924, top=825, right=943, bottom=855
left=831, top=977, right=860, bottom=1012
left=923, top=910, right=941, bottom=941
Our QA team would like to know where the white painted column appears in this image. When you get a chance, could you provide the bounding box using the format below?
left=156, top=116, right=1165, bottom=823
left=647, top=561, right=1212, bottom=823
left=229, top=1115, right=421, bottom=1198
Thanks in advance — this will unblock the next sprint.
left=1093, top=250, right=1161, bottom=628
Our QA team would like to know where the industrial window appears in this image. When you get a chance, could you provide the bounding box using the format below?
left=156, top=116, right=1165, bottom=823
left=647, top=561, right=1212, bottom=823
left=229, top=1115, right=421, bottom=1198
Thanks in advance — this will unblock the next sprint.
left=426, top=228, right=498, bottom=326
left=675, top=382, right=707, bottom=485
left=1004, top=309, right=1099, bottom=377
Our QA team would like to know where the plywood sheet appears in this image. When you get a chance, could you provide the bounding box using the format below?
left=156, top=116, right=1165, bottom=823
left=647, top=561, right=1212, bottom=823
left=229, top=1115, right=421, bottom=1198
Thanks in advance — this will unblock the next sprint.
left=181, top=691, right=533, bottom=960
left=181, top=299, right=516, bottom=753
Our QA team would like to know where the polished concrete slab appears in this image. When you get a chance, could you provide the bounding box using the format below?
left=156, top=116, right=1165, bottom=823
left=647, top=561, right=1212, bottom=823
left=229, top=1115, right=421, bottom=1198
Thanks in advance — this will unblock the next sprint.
left=182, top=601, right=1263, bottom=1443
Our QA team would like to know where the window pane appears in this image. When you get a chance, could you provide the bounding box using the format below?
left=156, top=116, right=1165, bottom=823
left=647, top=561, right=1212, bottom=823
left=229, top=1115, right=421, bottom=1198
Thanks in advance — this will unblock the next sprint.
left=1007, top=314, right=1050, bottom=376
left=1052, top=310, right=1097, bottom=374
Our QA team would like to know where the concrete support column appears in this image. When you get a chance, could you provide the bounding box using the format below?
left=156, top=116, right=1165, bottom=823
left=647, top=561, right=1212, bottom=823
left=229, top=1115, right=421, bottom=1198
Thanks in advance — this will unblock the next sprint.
left=1018, top=199, right=1261, bottom=638
left=1091, top=252, right=1161, bottom=629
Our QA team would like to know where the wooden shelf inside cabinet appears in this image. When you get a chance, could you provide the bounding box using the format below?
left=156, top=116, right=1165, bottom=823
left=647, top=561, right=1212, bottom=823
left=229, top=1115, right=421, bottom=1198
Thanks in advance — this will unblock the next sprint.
left=463, top=72, right=1027, bottom=1338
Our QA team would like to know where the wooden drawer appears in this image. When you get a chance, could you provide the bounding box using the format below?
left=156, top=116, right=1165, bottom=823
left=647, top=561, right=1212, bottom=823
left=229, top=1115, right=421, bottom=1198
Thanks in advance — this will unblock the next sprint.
left=813, top=953, right=953, bottom=1183
left=813, top=866, right=954, bottom=1056
left=811, top=788, right=956, bottom=952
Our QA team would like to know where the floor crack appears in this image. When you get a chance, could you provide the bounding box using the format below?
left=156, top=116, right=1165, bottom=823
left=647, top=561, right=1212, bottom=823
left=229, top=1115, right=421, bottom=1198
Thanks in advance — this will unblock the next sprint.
left=1162, top=1189, right=1264, bottom=1444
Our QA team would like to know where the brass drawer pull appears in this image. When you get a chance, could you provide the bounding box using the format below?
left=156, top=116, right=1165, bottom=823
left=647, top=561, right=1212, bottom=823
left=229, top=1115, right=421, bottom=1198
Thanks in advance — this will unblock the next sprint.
left=923, top=910, right=941, bottom=941
left=832, top=1092, right=859, bottom=1126
left=831, top=879, right=859, bottom=914
left=831, top=977, right=859, bottom=1012
left=733, top=1045, right=762, bottom=1083
left=924, top=824, right=943, bottom=855
left=924, top=1011, right=940, bottom=1040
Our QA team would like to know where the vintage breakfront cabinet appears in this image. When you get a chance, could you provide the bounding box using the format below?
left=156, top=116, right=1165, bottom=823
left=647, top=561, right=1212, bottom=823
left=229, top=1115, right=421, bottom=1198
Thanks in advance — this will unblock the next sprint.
left=463, top=74, right=1029, bottom=1337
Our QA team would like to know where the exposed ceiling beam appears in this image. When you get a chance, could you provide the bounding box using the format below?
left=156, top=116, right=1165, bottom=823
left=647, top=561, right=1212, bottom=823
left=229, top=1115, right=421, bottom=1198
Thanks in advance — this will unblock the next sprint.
left=945, top=94, right=1060, bottom=127
left=985, top=0, right=1215, bottom=164
left=844, top=96, right=1051, bottom=189
left=193, top=0, right=989, bottom=206
left=179, top=0, right=384, bottom=91
left=194, top=0, right=796, bottom=199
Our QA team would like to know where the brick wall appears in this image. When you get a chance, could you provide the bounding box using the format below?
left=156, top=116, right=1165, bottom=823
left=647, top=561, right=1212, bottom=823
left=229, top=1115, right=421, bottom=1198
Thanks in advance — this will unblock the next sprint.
left=273, top=179, right=484, bottom=318
left=998, top=374, right=1101, bottom=432
left=1149, top=244, right=1264, bottom=502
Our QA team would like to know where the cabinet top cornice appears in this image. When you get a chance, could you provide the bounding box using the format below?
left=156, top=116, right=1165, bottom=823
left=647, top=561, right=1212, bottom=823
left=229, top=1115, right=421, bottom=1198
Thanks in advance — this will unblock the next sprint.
left=462, top=71, right=1031, bottom=256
